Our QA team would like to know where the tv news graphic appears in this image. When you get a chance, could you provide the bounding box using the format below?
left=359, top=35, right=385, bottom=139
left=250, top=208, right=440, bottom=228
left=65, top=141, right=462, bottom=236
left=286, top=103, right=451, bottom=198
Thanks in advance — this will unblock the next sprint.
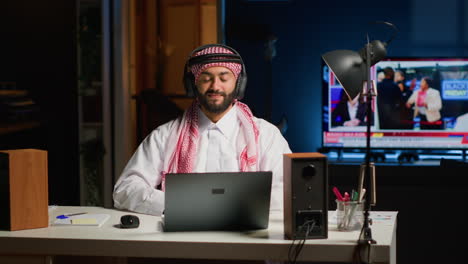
left=322, top=58, right=468, bottom=150
left=283, top=153, right=328, bottom=239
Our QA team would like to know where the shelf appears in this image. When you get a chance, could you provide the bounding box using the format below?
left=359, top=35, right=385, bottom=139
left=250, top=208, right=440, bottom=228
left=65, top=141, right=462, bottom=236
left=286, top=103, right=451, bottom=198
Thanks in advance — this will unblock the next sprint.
left=0, top=121, right=41, bottom=135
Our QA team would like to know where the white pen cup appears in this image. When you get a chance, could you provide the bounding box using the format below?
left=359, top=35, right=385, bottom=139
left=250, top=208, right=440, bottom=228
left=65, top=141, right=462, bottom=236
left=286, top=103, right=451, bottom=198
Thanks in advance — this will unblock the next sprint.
left=336, top=200, right=364, bottom=231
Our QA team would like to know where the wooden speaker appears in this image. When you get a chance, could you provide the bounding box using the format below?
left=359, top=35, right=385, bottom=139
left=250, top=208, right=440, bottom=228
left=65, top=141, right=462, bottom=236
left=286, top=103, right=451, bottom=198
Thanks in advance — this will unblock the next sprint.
left=283, top=152, right=328, bottom=239
left=0, top=149, right=48, bottom=231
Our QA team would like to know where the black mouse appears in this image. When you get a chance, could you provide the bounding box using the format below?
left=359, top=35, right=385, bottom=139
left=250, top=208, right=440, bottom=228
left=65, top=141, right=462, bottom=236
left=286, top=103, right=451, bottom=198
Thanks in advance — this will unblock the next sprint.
left=120, top=214, right=140, bottom=228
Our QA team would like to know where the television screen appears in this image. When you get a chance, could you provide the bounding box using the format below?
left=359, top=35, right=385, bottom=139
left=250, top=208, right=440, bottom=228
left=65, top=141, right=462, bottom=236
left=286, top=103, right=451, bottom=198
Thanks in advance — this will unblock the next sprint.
left=322, top=58, right=468, bottom=149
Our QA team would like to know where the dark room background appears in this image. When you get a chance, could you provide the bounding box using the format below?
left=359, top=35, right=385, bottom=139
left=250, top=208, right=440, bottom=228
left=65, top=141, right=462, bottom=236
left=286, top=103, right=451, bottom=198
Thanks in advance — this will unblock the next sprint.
left=1, top=1, right=468, bottom=264
left=224, top=0, right=466, bottom=153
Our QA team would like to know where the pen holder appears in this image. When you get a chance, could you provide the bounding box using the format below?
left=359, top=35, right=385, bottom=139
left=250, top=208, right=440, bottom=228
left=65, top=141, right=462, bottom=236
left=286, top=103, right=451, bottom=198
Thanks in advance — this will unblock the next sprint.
left=336, top=200, right=364, bottom=231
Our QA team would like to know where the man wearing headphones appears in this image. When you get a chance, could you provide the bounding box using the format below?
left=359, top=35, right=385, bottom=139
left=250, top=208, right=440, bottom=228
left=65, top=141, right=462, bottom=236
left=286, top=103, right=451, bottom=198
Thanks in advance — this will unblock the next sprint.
left=113, top=44, right=291, bottom=216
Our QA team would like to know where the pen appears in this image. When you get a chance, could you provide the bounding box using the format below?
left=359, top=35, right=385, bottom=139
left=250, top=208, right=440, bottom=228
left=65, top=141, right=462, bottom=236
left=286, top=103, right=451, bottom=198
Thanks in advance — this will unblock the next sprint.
left=56, top=212, right=87, bottom=219
left=66, top=212, right=87, bottom=216
left=351, top=190, right=358, bottom=201
left=333, top=186, right=344, bottom=201
left=343, top=192, right=350, bottom=201
left=359, top=188, right=366, bottom=203
left=344, top=202, right=358, bottom=229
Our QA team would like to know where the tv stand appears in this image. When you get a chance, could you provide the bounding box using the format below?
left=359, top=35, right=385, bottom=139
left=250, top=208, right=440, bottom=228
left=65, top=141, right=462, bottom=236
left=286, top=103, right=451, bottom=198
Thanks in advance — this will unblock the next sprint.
left=397, top=151, right=420, bottom=163
left=365, top=151, right=386, bottom=162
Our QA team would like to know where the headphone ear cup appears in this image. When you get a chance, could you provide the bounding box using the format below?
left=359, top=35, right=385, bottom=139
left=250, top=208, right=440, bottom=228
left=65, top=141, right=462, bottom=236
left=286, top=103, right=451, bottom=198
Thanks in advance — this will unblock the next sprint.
left=236, top=74, right=247, bottom=100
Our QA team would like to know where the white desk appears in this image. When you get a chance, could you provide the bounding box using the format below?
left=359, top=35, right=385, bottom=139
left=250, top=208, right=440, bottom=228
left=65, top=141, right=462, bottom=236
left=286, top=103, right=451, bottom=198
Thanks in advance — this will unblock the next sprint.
left=0, top=206, right=397, bottom=264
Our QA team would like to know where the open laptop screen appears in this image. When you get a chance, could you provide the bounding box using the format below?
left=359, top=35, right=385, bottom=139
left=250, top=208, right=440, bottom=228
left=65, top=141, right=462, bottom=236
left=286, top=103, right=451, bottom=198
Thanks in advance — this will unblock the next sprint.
left=163, top=171, right=272, bottom=232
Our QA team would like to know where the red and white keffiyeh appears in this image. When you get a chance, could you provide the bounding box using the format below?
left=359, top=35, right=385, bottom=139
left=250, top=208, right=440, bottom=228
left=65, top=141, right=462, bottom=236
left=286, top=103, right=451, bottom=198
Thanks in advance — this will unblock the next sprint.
left=160, top=100, right=259, bottom=191
left=190, top=46, right=242, bottom=83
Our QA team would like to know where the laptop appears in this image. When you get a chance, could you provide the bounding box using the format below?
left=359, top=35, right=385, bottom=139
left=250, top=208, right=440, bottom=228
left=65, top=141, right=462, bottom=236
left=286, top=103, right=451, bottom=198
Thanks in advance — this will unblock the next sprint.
left=163, top=171, right=272, bottom=232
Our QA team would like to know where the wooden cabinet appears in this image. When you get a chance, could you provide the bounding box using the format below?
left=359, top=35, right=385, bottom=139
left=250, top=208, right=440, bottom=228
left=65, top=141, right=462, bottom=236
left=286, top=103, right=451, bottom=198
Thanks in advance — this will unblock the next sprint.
left=132, top=0, right=219, bottom=142
left=158, top=0, right=218, bottom=96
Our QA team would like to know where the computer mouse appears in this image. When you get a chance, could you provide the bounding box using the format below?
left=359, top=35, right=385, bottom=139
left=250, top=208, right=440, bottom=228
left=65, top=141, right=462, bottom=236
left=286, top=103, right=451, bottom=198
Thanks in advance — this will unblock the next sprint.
left=120, top=214, right=140, bottom=228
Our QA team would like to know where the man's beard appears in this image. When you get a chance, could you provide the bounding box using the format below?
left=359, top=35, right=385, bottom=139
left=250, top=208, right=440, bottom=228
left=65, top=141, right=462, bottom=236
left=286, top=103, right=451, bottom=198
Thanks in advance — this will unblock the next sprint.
left=197, top=89, right=236, bottom=114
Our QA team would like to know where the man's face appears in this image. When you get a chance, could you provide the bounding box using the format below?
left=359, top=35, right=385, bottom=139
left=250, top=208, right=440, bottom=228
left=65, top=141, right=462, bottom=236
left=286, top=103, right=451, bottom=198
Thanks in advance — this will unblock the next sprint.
left=196, top=66, right=237, bottom=114
left=395, top=72, right=403, bottom=82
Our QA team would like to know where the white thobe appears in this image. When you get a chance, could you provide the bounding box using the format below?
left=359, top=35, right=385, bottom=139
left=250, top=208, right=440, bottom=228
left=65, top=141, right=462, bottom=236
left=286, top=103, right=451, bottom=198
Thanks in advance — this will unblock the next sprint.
left=113, top=105, right=292, bottom=215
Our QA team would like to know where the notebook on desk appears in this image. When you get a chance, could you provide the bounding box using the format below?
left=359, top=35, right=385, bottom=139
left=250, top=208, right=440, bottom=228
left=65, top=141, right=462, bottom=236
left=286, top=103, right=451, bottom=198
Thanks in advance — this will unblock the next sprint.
left=53, top=213, right=110, bottom=227
left=163, top=171, right=272, bottom=232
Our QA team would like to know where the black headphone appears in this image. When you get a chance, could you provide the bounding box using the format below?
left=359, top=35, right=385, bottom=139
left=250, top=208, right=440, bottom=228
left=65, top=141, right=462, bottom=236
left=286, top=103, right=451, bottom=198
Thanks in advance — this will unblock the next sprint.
left=183, top=44, right=247, bottom=100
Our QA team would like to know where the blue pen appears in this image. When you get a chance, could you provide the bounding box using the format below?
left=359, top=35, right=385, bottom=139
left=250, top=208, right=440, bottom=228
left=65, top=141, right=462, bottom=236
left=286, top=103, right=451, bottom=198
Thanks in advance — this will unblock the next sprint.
left=56, top=212, right=87, bottom=219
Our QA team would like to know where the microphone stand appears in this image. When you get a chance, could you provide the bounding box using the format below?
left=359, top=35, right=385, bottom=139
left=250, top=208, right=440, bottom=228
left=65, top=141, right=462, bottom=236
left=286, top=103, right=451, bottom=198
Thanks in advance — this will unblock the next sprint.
left=361, top=36, right=377, bottom=246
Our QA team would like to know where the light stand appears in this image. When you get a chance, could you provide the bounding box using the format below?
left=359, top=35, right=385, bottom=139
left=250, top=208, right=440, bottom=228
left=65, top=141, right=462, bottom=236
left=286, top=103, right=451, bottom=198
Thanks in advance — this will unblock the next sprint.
left=361, top=35, right=376, bottom=245
left=322, top=22, right=398, bottom=247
